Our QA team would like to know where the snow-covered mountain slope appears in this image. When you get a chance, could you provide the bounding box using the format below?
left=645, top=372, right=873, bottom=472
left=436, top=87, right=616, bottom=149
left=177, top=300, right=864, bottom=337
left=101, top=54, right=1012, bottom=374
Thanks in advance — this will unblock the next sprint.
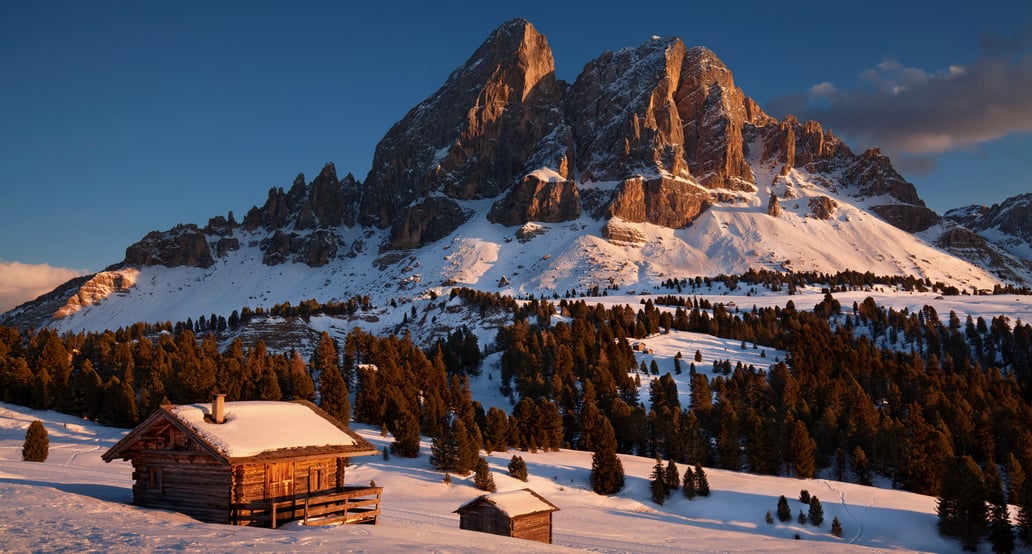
left=0, top=401, right=973, bottom=553
left=29, top=162, right=1002, bottom=336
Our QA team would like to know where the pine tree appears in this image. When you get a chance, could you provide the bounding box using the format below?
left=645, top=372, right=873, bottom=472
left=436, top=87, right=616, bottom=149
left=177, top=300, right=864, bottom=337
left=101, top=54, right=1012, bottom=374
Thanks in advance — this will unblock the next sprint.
left=777, top=495, right=792, bottom=522
left=474, top=456, right=496, bottom=492
left=650, top=458, right=668, bottom=504
left=937, top=455, right=987, bottom=551
left=851, top=445, right=872, bottom=486
left=799, top=489, right=811, bottom=505
left=986, top=458, right=1015, bottom=554
left=766, top=510, right=774, bottom=524
left=1005, top=453, right=1025, bottom=507
left=664, top=459, right=680, bottom=493
left=789, top=420, right=816, bottom=478
left=508, top=455, right=528, bottom=482
left=430, top=419, right=460, bottom=473
left=808, top=496, right=824, bottom=526
left=318, top=365, right=350, bottom=426
left=695, top=463, right=710, bottom=496
left=1019, top=476, right=1032, bottom=545
left=831, top=516, right=843, bottom=537
left=390, top=406, right=421, bottom=458
left=798, top=509, right=807, bottom=524
left=22, top=420, right=48, bottom=462
left=683, top=466, right=697, bottom=499
left=590, top=419, right=624, bottom=495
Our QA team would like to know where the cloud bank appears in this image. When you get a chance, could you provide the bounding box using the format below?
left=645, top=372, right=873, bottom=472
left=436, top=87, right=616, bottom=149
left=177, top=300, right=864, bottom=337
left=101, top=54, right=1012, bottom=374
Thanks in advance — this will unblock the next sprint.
left=766, top=29, right=1032, bottom=157
left=0, top=261, right=86, bottom=313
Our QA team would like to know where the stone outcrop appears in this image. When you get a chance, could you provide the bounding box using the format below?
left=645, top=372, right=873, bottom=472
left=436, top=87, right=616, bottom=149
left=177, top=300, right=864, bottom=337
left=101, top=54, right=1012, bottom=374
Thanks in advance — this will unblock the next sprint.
left=124, top=225, right=214, bottom=268
left=606, top=176, right=710, bottom=228
left=488, top=169, right=580, bottom=226
left=945, top=193, right=1032, bottom=254
left=601, top=219, right=648, bottom=245
left=869, top=204, right=940, bottom=233
left=385, top=197, right=468, bottom=251
left=53, top=269, right=139, bottom=319
left=767, top=193, right=782, bottom=217
left=808, top=196, right=838, bottom=220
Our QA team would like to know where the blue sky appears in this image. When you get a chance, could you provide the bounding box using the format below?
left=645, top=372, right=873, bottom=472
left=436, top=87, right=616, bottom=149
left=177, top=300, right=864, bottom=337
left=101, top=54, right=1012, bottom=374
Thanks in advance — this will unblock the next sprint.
left=1, top=1, right=1029, bottom=310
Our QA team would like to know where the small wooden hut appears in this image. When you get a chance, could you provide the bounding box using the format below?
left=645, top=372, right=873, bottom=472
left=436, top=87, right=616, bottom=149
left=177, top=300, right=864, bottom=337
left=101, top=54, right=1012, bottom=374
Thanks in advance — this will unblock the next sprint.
left=455, top=488, right=560, bottom=544
left=103, top=396, right=380, bottom=528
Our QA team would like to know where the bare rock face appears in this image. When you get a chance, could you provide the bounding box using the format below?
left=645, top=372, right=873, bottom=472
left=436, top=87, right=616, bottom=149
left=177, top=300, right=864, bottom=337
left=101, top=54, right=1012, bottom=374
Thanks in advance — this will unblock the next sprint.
left=675, top=47, right=774, bottom=190
left=762, top=116, right=851, bottom=174
left=601, top=219, right=648, bottom=245
left=568, top=39, right=773, bottom=193
left=843, top=149, right=923, bottom=205
left=606, top=176, right=710, bottom=228
left=53, top=269, right=139, bottom=319
left=568, top=37, right=693, bottom=183
left=488, top=170, right=580, bottom=226
left=808, top=196, right=838, bottom=220
left=945, top=193, right=1032, bottom=255
left=360, top=18, right=567, bottom=247
left=869, top=204, right=940, bottom=233
left=385, top=197, right=467, bottom=251
left=767, top=193, right=782, bottom=217
left=124, top=225, right=215, bottom=268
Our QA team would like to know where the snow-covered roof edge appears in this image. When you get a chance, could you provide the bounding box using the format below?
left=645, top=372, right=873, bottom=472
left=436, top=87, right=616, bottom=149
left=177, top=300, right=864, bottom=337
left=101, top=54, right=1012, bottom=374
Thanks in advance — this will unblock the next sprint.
left=102, top=400, right=377, bottom=464
left=454, top=488, right=560, bottom=518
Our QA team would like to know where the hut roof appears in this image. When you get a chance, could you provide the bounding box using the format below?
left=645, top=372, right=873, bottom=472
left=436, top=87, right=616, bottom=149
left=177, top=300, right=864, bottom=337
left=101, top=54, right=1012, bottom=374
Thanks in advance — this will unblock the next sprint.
left=455, top=488, right=560, bottom=518
left=102, top=400, right=377, bottom=464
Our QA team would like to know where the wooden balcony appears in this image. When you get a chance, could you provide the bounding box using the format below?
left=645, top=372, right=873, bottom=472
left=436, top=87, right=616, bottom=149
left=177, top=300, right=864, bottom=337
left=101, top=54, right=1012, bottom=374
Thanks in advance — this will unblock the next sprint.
left=230, top=486, right=383, bottom=528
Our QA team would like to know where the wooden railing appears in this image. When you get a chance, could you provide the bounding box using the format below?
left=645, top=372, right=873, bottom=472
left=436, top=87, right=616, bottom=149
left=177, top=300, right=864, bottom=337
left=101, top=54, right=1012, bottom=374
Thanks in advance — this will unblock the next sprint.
left=231, top=486, right=383, bottom=528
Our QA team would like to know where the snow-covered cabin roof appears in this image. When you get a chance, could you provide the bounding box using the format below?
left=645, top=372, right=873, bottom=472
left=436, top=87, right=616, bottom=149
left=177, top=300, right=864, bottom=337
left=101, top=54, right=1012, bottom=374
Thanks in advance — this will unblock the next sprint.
left=455, top=489, right=560, bottom=518
left=103, top=400, right=377, bottom=464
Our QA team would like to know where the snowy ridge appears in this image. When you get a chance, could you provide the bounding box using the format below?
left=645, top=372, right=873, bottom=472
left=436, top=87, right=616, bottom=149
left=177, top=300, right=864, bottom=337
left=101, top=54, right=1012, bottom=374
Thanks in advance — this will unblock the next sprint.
left=43, top=162, right=1003, bottom=337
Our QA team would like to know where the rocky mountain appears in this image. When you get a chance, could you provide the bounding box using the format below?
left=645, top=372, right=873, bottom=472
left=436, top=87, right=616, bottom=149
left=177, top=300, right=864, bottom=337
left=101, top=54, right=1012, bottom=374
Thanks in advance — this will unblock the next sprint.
left=3, top=18, right=1029, bottom=332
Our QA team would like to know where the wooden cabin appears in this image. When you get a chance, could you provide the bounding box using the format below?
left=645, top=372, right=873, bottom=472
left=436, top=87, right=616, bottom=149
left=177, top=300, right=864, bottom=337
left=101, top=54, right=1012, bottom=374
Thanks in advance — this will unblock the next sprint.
left=455, top=488, right=560, bottom=544
left=103, top=396, right=380, bottom=528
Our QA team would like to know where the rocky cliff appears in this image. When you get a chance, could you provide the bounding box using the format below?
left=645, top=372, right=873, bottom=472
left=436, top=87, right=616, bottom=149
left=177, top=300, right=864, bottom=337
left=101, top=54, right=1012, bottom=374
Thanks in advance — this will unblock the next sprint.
left=91, top=19, right=1030, bottom=289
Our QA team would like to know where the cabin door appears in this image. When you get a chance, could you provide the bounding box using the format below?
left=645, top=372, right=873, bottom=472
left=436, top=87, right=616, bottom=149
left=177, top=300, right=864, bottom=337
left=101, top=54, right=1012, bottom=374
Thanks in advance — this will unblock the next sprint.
left=266, top=462, right=295, bottom=500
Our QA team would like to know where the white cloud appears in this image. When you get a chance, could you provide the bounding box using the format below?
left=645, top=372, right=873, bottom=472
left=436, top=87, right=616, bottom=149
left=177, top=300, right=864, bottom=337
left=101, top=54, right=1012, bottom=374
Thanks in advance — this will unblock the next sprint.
left=765, top=31, right=1032, bottom=157
left=0, top=261, right=86, bottom=313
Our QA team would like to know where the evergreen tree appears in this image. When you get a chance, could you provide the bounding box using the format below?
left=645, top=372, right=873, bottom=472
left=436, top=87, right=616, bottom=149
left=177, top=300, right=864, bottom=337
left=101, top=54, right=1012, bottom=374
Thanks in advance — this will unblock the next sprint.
left=1019, top=476, right=1032, bottom=545
left=390, top=406, right=421, bottom=458
left=831, top=516, right=843, bottom=537
left=695, top=463, right=710, bottom=496
left=789, top=420, right=816, bottom=478
left=430, top=418, right=460, bottom=473
left=808, top=496, right=824, bottom=526
left=590, top=419, right=624, bottom=495
left=318, top=365, right=350, bottom=425
left=798, top=509, right=807, bottom=524
left=937, top=455, right=988, bottom=551
left=22, top=419, right=48, bottom=462
left=508, top=455, right=528, bottom=482
left=777, top=495, right=792, bottom=522
left=799, top=489, right=811, bottom=505
left=664, top=459, right=680, bottom=493
left=766, top=510, right=774, bottom=524
left=1005, top=453, right=1025, bottom=507
left=683, top=465, right=697, bottom=499
left=650, top=458, right=668, bottom=504
left=987, top=458, right=1015, bottom=554
left=474, top=456, right=496, bottom=492
left=851, top=445, right=873, bottom=486
left=484, top=406, right=510, bottom=453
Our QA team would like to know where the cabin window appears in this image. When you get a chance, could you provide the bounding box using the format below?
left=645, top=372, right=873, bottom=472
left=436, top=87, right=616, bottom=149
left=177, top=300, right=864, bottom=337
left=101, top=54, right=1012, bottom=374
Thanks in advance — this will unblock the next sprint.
left=265, top=462, right=295, bottom=500
left=310, top=468, right=327, bottom=492
left=147, top=467, right=163, bottom=492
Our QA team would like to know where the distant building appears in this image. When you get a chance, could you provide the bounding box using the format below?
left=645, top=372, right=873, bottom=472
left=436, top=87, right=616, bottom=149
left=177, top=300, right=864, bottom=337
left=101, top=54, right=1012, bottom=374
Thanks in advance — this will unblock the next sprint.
left=103, top=396, right=380, bottom=528
left=455, top=488, right=560, bottom=544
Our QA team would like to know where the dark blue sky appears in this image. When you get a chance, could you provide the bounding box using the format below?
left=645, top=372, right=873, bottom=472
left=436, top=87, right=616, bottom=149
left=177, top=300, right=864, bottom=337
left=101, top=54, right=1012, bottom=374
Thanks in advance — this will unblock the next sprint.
left=1, top=0, right=1030, bottom=276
